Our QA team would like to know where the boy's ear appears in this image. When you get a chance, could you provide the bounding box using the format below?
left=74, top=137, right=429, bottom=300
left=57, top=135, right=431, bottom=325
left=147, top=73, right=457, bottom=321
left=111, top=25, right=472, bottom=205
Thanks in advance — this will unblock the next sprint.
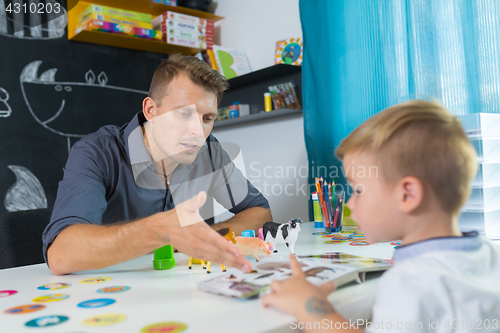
left=397, top=176, right=424, bottom=213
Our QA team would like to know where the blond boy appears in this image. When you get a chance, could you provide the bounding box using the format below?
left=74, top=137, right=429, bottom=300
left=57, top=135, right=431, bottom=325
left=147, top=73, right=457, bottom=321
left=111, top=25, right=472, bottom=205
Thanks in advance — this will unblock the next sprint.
left=262, top=100, right=500, bottom=332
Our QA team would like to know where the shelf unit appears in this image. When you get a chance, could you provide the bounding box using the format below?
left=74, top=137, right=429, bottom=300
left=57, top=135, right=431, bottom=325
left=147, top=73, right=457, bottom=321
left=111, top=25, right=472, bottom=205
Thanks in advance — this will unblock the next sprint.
left=214, top=64, right=303, bottom=128
left=213, top=109, right=303, bottom=129
left=67, top=0, right=224, bottom=55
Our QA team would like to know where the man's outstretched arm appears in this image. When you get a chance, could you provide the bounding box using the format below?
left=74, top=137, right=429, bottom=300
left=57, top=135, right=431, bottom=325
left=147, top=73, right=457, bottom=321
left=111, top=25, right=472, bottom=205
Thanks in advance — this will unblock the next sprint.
left=212, top=207, right=272, bottom=235
left=47, top=192, right=252, bottom=275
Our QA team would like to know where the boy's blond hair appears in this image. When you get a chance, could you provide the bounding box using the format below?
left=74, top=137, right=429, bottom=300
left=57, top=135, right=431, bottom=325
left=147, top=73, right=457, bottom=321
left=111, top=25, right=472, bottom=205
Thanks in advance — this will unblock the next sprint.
left=336, top=100, right=477, bottom=215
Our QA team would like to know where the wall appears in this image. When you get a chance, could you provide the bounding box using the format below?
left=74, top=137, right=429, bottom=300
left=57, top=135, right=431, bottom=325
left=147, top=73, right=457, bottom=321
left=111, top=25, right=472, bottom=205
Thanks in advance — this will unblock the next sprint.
left=211, top=0, right=309, bottom=223
left=213, top=0, right=303, bottom=72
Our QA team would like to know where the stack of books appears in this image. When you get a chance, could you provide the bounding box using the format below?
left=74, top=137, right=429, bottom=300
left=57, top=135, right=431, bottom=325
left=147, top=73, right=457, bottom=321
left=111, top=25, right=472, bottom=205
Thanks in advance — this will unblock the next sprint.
left=75, top=4, right=161, bottom=40
left=153, top=11, right=214, bottom=50
left=459, top=113, right=500, bottom=239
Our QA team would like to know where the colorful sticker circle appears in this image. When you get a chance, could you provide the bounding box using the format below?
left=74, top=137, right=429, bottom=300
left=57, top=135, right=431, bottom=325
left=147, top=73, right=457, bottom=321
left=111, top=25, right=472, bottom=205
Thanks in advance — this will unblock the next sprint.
left=97, top=286, right=130, bottom=294
left=25, top=315, right=69, bottom=328
left=82, top=313, right=126, bottom=327
left=329, top=235, right=352, bottom=240
left=0, top=290, right=17, bottom=298
left=78, top=298, right=116, bottom=308
left=349, top=242, right=371, bottom=246
left=325, top=240, right=347, bottom=244
left=32, top=294, right=69, bottom=303
left=80, top=277, right=112, bottom=284
left=4, top=304, right=46, bottom=314
left=37, top=283, right=71, bottom=290
left=141, top=322, right=188, bottom=333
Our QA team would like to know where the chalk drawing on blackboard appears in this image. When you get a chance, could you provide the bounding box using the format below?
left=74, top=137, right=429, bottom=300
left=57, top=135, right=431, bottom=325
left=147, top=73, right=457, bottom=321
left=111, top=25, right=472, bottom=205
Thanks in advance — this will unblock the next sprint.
left=0, top=87, right=12, bottom=118
left=20, top=60, right=148, bottom=152
left=4, top=165, right=47, bottom=212
left=0, top=0, right=67, bottom=40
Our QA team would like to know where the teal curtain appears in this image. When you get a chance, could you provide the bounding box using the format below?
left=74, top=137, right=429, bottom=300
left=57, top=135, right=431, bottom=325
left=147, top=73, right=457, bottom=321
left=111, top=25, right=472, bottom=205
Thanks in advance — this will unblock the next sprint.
left=299, top=0, right=500, bottom=220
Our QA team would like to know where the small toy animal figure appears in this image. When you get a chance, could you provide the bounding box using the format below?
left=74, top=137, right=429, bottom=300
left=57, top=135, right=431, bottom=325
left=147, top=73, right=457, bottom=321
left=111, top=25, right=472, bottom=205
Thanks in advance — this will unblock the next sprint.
left=263, top=220, right=301, bottom=254
left=188, top=227, right=236, bottom=273
left=234, top=236, right=271, bottom=261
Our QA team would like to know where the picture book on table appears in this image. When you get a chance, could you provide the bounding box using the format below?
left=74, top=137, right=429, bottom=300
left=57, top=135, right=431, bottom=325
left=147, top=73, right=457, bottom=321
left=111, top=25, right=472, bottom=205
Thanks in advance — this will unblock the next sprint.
left=212, top=45, right=251, bottom=80
left=197, top=252, right=391, bottom=299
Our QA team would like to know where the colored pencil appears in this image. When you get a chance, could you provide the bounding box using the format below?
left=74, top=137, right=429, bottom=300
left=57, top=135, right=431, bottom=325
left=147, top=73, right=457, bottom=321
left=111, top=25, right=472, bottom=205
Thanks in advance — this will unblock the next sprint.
left=332, top=207, right=339, bottom=228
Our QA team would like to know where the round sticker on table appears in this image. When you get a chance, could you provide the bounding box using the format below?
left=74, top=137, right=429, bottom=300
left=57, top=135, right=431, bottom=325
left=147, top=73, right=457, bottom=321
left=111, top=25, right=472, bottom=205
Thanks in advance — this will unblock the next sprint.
left=78, top=298, right=115, bottom=308
left=80, top=277, right=112, bottom=284
left=32, top=294, right=69, bottom=303
left=4, top=304, right=46, bottom=314
left=0, top=290, right=17, bottom=298
left=37, top=283, right=71, bottom=290
left=349, top=242, right=371, bottom=246
left=97, top=286, right=130, bottom=294
left=141, top=322, right=187, bottom=333
left=83, top=313, right=126, bottom=327
left=327, top=235, right=351, bottom=240
left=325, top=240, right=347, bottom=244
left=25, top=315, right=69, bottom=328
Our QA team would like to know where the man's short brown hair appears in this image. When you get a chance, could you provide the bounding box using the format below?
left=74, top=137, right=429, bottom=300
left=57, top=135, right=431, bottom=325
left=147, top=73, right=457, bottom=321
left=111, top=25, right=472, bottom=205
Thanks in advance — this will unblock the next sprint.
left=148, top=53, right=229, bottom=106
left=336, top=100, right=477, bottom=215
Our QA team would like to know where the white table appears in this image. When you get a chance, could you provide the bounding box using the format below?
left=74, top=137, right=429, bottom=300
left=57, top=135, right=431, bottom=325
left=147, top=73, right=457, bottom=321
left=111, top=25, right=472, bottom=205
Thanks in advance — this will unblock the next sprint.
left=1, top=222, right=395, bottom=333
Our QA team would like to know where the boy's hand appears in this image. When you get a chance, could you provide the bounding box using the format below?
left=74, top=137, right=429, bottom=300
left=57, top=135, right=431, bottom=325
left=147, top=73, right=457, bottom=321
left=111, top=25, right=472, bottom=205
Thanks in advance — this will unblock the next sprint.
left=262, top=254, right=336, bottom=319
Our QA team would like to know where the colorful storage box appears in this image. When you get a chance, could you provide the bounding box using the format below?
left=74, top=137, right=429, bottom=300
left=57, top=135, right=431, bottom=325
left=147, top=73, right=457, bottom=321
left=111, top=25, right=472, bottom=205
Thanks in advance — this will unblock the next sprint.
left=79, top=12, right=152, bottom=29
left=153, top=11, right=214, bottom=49
left=153, top=11, right=214, bottom=28
left=79, top=4, right=152, bottom=24
left=75, top=19, right=161, bottom=40
left=75, top=19, right=128, bottom=35
left=133, top=27, right=162, bottom=40
left=165, top=35, right=207, bottom=49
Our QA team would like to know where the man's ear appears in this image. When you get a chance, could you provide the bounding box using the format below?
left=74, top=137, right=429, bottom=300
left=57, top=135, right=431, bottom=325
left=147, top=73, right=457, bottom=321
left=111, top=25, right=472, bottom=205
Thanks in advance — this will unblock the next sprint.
left=397, top=176, right=424, bottom=213
left=142, top=97, right=157, bottom=121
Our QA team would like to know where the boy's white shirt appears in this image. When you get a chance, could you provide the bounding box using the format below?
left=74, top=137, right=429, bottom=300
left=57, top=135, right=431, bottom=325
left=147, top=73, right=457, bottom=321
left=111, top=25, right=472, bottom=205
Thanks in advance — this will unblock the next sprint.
left=369, top=233, right=500, bottom=333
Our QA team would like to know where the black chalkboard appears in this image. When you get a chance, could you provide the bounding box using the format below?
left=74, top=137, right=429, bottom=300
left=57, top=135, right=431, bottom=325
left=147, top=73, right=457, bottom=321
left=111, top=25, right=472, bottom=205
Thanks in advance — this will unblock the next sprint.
left=0, top=0, right=165, bottom=215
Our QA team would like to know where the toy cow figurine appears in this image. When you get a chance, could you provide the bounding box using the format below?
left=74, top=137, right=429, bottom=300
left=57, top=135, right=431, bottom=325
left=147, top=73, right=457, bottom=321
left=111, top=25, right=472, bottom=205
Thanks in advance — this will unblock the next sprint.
left=234, top=236, right=271, bottom=261
left=262, top=220, right=301, bottom=254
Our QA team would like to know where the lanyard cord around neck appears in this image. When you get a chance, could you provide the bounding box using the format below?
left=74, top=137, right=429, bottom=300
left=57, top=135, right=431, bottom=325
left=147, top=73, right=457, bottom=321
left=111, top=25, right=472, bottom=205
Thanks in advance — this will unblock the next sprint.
left=150, top=159, right=174, bottom=186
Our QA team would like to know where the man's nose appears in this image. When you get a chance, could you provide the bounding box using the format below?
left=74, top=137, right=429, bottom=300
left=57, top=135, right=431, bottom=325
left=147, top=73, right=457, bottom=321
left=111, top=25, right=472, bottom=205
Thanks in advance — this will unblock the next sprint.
left=189, top=115, right=204, bottom=138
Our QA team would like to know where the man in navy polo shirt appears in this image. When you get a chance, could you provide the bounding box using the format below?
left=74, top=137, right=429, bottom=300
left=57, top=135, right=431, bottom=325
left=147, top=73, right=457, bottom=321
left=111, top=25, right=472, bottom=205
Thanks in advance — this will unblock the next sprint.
left=43, top=54, right=272, bottom=275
